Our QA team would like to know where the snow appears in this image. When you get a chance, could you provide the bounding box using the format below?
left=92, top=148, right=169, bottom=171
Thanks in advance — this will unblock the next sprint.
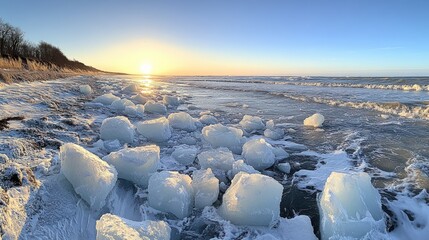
left=242, top=138, right=276, bottom=171
left=231, top=159, right=260, bottom=177
left=197, top=147, right=236, bottom=172
left=201, top=124, right=245, bottom=154
left=135, top=117, right=171, bottom=142
left=60, top=143, right=117, bottom=210
left=144, top=101, right=167, bottom=114
left=239, top=115, right=265, bottom=132
left=277, top=162, right=291, bottom=174
left=199, top=114, right=218, bottom=125
left=167, top=112, right=197, bottom=131
left=79, top=85, right=92, bottom=95
left=303, top=113, right=325, bottom=128
left=163, top=95, right=179, bottom=106
left=319, top=172, right=386, bottom=240
left=110, top=99, right=135, bottom=111
left=93, top=93, right=120, bottom=105
left=100, top=116, right=135, bottom=143
left=219, top=172, right=283, bottom=226
left=96, top=214, right=170, bottom=240
left=102, top=145, right=160, bottom=188
left=171, top=145, right=198, bottom=165
left=148, top=171, right=194, bottom=219
left=192, top=168, right=219, bottom=209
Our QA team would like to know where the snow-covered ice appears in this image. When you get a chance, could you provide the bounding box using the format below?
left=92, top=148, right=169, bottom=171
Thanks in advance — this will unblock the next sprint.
left=219, top=172, right=283, bottom=226
left=242, top=138, right=276, bottom=171
left=167, top=112, right=197, bottom=131
left=303, top=113, right=325, bottom=127
left=96, top=213, right=170, bottom=240
left=148, top=171, right=194, bottom=219
left=171, top=145, right=198, bottom=165
left=319, top=172, right=386, bottom=240
left=197, top=147, right=235, bottom=172
left=202, top=124, right=245, bottom=154
left=60, top=143, right=117, bottom=210
left=135, top=117, right=171, bottom=142
left=192, top=168, right=219, bottom=209
left=93, top=93, right=120, bottom=105
left=102, top=145, right=160, bottom=188
left=79, top=84, right=92, bottom=95
left=100, top=116, right=135, bottom=143
left=239, top=115, right=265, bottom=132
left=144, top=101, right=167, bottom=114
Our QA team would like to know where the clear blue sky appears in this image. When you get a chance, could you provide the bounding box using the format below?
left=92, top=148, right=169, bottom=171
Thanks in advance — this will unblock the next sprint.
left=1, top=0, right=428, bottom=76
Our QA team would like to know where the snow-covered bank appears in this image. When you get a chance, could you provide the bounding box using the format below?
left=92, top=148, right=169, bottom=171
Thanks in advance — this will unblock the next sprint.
left=0, top=75, right=428, bottom=240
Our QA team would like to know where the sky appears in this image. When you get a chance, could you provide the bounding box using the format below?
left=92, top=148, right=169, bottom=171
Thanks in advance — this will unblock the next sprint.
left=1, top=0, right=429, bottom=76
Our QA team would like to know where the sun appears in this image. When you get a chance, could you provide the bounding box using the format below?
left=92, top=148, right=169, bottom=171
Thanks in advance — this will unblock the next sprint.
left=140, top=63, right=153, bottom=75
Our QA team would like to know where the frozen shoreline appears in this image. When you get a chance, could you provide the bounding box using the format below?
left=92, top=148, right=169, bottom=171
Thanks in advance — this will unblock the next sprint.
left=0, top=75, right=428, bottom=239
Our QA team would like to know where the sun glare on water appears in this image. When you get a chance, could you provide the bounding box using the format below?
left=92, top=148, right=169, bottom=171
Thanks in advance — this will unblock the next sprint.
left=140, top=63, right=153, bottom=75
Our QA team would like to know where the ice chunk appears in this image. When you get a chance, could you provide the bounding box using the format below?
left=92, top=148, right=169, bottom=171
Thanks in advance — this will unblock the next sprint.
left=264, top=128, right=284, bottom=140
left=199, top=115, right=218, bottom=125
left=60, top=143, right=117, bottom=210
left=277, top=162, right=291, bottom=174
left=136, top=117, right=171, bottom=142
left=260, top=215, right=318, bottom=240
left=144, top=101, right=167, bottom=114
left=130, top=94, right=148, bottom=104
left=96, top=213, right=171, bottom=240
left=110, top=99, right=135, bottom=111
left=136, top=104, right=145, bottom=115
left=219, top=172, right=283, bottom=226
left=192, top=168, right=219, bottom=208
left=304, top=113, right=325, bottom=128
left=239, top=115, right=265, bottom=132
left=122, top=84, right=140, bottom=93
left=202, top=124, right=244, bottom=154
left=168, top=112, right=197, bottom=131
left=79, top=84, right=92, bottom=95
left=242, top=138, right=275, bottom=171
left=148, top=171, right=194, bottom=219
left=266, top=120, right=275, bottom=130
left=198, top=148, right=235, bottom=171
left=231, top=159, right=260, bottom=177
left=100, top=116, right=135, bottom=143
left=102, top=145, right=160, bottom=187
left=272, top=147, right=289, bottom=160
left=319, top=172, right=386, bottom=240
left=171, top=145, right=198, bottom=165
left=124, top=105, right=137, bottom=116
left=93, top=93, right=120, bottom=105
left=163, top=95, right=179, bottom=106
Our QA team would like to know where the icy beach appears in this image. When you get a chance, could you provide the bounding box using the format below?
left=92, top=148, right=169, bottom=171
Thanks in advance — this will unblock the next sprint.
left=0, top=75, right=428, bottom=239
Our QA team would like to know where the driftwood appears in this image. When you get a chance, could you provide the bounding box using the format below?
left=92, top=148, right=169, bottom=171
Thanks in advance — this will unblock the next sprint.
left=0, top=116, right=24, bottom=130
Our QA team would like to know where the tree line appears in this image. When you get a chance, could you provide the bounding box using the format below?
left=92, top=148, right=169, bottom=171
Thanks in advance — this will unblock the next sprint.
left=0, top=18, right=97, bottom=71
